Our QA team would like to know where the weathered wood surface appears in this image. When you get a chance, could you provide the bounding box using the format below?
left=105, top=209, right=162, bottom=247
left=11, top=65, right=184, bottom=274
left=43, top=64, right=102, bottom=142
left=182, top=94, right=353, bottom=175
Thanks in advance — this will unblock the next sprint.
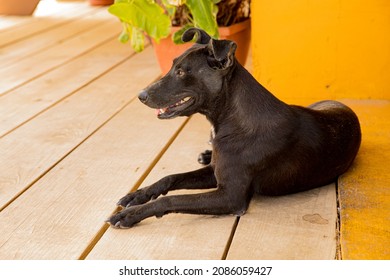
left=0, top=0, right=96, bottom=47
left=338, top=100, right=390, bottom=260
left=0, top=0, right=387, bottom=260
left=227, top=184, right=337, bottom=260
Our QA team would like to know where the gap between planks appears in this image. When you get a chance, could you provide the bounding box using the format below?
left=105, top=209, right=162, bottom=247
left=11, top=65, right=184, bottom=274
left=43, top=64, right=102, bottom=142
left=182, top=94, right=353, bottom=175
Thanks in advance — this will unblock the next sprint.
left=221, top=217, right=240, bottom=260
left=335, top=179, right=342, bottom=260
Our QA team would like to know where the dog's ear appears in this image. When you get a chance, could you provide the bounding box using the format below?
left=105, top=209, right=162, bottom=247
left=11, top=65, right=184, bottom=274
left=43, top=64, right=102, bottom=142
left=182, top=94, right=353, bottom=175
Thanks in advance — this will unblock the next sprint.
left=207, top=39, right=237, bottom=70
left=182, top=28, right=211, bottom=44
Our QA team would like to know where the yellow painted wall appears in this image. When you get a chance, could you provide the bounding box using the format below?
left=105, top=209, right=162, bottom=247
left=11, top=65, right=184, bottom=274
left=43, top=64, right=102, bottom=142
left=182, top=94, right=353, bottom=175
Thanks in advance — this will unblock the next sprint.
left=251, top=0, right=390, bottom=103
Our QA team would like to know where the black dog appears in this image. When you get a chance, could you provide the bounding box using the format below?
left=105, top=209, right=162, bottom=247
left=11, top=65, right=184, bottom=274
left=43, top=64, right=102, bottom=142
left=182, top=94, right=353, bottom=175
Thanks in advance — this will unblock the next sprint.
left=108, top=28, right=361, bottom=228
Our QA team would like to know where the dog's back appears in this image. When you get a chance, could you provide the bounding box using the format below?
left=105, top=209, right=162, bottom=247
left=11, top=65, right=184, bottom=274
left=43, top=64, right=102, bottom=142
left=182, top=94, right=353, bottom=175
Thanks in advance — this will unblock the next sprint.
left=252, top=100, right=361, bottom=195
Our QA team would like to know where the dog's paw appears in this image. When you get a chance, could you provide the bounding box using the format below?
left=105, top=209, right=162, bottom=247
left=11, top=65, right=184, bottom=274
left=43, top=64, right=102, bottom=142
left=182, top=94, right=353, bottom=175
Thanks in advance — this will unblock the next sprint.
left=198, top=150, right=212, bottom=165
left=106, top=208, right=141, bottom=229
left=117, top=189, right=153, bottom=208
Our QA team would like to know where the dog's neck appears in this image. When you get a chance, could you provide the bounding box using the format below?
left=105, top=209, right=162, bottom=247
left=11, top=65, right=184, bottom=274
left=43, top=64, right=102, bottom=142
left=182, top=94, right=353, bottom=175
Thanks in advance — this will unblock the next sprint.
left=204, top=63, right=295, bottom=136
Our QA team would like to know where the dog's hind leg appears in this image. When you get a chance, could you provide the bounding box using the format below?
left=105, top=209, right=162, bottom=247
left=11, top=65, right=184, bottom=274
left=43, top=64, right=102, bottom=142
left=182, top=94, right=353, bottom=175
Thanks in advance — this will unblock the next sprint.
left=117, top=165, right=217, bottom=208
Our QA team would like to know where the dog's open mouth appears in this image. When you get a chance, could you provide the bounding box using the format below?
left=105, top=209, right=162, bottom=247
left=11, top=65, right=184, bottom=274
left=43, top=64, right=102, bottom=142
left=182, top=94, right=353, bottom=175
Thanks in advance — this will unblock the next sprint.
left=156, top=96, right=194, bottom=119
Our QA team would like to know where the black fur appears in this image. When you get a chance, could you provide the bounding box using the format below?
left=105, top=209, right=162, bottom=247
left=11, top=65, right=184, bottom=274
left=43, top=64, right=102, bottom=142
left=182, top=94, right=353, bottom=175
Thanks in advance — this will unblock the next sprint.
left=108, top=28, right=361, bottom=228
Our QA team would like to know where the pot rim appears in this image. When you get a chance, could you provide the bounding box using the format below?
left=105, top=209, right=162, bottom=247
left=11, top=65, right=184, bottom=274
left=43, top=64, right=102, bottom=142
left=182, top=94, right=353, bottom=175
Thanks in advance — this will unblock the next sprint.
left=171, top=18, right=251, bottom=37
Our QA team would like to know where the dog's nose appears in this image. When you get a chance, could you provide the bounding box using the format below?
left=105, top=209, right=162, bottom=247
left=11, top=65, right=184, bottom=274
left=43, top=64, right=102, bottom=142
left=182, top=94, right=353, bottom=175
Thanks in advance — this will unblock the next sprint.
left=138, top=90, right=149, bottom=103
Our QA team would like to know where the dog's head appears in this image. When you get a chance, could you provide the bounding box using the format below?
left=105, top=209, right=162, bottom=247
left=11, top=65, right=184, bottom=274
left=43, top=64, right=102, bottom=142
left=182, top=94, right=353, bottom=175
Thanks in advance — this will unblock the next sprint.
left=138, top=28, right=237, bottom=119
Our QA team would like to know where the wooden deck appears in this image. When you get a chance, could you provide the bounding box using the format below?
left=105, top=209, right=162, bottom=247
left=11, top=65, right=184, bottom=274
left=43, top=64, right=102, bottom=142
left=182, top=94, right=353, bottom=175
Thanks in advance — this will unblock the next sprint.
left=0, top=1, right=388, bottom=260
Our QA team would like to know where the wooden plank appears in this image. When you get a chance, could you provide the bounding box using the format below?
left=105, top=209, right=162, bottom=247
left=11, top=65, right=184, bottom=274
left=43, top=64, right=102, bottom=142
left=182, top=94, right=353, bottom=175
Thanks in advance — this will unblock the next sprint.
left=0, top=19, right=121, bottom=94
left=0, top=47, right=159, bottom=211
left=0, top=16, right=31, bottom=31
left=0, top=38, right=135, bottom=137
left=87, top=114, right=237, bottom=260
left=0, top=95, right=186, bottom=259
left=0, top=9, right=109, bottom=67
left=338, top=99, right=390, bottom=259
left=0, top=1, right=96, bottom=47
left=227, top=184, right=337, bottom=259
left=0, top=0, right=79, bottom=31
left=34, top=0, right=91, bottom=18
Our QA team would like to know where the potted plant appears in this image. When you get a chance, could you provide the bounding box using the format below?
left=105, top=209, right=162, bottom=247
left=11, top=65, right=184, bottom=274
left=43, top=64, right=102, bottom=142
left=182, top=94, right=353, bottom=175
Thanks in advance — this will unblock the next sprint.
left=0, top=0, right=40, bottom=15
left=88, top=0, right=114, bottom=6
left=108, top=0, right=251, bottom=73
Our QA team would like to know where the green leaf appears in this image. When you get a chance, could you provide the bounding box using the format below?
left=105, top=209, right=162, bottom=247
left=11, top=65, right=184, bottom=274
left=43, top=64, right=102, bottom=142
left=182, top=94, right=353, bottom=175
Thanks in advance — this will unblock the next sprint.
left=117, top=22, right=144, bottom=52
left=185, top=0, right=219, bottom=38
left=118, top=24, right=130, bottom=43
left=161, top=0, right=177, bottom=18
left=108, top=0, right=171, bottom=42
left=130, top=26, right=145, bottom=52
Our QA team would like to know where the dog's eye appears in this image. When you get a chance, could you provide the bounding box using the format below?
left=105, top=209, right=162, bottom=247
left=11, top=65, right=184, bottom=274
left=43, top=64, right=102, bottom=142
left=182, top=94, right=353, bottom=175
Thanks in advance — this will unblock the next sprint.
left=176, top=69, right=185, bottom=77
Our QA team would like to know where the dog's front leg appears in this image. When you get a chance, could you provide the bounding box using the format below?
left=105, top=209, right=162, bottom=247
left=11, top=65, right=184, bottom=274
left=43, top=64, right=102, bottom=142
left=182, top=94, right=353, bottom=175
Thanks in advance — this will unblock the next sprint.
left=117, top=165, right=217, bottom=208
left=109, top=188, right=249, bottom=228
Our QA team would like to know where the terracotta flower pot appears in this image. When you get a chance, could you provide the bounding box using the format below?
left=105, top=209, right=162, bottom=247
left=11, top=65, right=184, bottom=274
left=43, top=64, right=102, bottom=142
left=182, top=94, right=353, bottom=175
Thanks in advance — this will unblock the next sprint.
left=152, top=19, right=251, bottom=75
left=0, top=0, right=40, bottom=15
left=88, top=0, right=114, bottom=6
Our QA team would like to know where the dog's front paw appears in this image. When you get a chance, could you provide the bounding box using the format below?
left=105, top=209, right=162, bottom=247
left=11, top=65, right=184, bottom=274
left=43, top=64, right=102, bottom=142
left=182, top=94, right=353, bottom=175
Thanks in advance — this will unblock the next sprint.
left=107, top=208, right=142, bottom=229
left=198, top=150, right=212, bottom=165
left=117, top=189, right=152, bottom=208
